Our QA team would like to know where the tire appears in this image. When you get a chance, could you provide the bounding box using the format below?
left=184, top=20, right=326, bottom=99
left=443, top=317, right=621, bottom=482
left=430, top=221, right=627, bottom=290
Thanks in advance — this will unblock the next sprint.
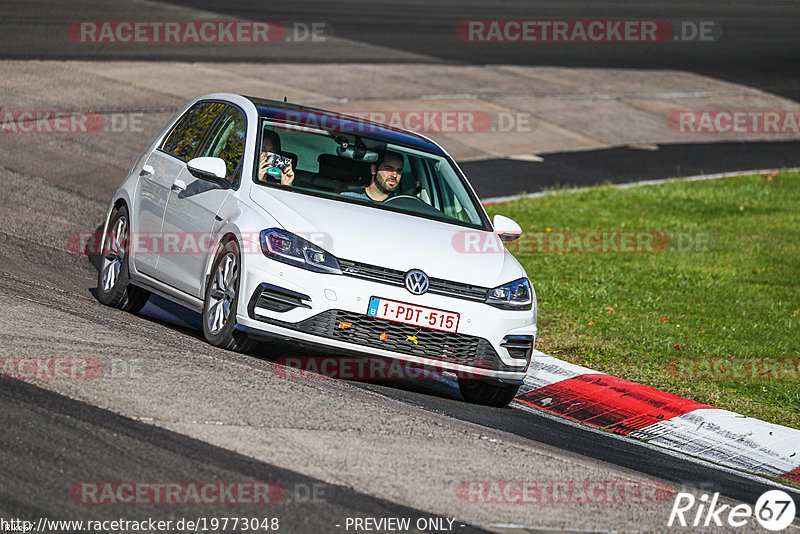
left=202, top=239, right=255, bottom=352
left=97, top=205, right=150, bottom=313
left=458, top=378, right=520, bottom=407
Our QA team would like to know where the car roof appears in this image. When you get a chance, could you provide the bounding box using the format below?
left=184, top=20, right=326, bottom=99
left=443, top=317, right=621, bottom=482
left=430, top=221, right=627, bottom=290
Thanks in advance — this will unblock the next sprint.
left=244, top=96, right=446, bottom=156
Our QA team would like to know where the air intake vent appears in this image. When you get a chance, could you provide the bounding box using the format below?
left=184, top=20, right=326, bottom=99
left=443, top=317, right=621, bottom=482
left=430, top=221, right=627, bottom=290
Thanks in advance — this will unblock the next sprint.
left=248, top=283, right=311, bottom=316
left=500, top=335, right=534, bottom=361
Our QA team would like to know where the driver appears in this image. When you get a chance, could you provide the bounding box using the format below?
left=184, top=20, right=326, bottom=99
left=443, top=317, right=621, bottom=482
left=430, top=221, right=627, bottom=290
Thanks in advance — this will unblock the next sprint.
left=341, top=151, right=403, bottom=202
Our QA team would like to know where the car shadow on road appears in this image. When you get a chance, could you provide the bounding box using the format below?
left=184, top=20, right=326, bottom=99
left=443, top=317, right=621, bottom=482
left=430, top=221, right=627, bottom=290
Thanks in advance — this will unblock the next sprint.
left=251, top=338, right=468, bottom=404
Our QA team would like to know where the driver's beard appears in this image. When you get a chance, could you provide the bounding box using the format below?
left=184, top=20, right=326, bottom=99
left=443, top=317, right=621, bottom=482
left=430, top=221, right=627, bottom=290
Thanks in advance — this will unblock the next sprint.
left=375, top=176, right=397, bottom=195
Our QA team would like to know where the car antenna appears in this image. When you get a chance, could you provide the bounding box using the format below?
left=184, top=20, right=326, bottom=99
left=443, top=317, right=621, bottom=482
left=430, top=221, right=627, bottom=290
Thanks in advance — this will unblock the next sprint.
left=283, top=96, right=287, bottom=102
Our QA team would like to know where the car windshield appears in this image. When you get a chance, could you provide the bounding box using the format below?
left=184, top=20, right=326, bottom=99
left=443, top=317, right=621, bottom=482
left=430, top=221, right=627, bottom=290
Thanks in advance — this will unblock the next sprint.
left=254, top=119, right=488, bottom=229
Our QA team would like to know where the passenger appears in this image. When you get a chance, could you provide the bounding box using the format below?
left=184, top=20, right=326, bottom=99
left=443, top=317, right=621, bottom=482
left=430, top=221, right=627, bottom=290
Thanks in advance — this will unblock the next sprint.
left=258, top=130, right=295, bottom=186
left=341, top=151, right=403, bottom=202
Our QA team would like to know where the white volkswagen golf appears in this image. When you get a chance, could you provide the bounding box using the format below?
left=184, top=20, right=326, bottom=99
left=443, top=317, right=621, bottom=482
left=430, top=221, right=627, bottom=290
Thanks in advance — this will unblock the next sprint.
left=98, top=93, right=536, bottom=406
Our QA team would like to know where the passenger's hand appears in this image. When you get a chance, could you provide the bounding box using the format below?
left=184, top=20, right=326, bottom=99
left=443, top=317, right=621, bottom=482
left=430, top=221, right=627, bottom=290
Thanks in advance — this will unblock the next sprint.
left=259, top=152, right=294, bottom=186
left=280, top=164, right=294, bottom=186
left=258, top=152, right=269, bottom=182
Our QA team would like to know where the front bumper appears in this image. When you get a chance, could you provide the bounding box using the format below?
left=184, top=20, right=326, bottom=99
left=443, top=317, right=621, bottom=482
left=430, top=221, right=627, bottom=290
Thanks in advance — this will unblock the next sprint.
left=236, top=253, right=537, bottom=380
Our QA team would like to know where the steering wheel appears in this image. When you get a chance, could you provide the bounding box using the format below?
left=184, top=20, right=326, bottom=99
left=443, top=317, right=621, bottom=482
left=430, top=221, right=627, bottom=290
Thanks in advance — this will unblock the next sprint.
left=383, top=195, right=442, bottom=216
left=384, top=195, right=425, bottom=205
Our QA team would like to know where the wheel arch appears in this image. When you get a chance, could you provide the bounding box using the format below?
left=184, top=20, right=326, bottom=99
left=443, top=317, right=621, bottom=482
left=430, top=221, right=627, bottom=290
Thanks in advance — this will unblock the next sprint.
left=101, top=193, right=133, bottom=238
left=200, top=229, right=242, bottom=297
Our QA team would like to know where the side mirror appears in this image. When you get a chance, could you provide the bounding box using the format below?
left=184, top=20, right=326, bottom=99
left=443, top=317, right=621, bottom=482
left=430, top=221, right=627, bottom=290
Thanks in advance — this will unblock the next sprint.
left=187, top=157, right=229, bottom=185
left=493, top=214, right=522, bottom=242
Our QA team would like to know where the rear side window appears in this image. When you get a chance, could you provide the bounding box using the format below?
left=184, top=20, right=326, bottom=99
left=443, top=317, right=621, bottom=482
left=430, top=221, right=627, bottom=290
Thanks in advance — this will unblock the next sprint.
left=199, top=106, right=246, bottom=183
left=162, top=102, right=226, bottom=161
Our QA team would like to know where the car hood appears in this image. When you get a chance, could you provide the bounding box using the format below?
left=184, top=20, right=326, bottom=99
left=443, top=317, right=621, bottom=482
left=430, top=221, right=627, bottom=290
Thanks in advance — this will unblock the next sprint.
left=248, top=187, right=524, bottom=287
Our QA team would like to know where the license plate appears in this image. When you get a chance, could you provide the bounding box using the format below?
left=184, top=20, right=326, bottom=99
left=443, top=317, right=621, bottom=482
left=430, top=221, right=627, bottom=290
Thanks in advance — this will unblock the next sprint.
left=367, top=297, right=460, bottom=333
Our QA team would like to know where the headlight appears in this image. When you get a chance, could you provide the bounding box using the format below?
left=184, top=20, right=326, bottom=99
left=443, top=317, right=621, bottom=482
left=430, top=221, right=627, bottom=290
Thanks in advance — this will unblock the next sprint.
left=260, top=229, right=342, bottom=274
left=485, top=278, right=533, bottom=310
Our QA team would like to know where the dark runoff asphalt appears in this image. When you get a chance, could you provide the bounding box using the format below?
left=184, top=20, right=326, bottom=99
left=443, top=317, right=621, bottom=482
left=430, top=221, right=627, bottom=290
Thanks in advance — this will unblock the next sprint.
left=462, top=140, right=800, bottom=199
left=0, top=378, right=490, bottom=533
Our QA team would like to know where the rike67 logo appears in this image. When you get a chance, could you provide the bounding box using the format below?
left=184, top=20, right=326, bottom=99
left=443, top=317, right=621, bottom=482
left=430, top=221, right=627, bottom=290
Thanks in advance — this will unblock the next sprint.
left=668, top=490, right=796, bottom=531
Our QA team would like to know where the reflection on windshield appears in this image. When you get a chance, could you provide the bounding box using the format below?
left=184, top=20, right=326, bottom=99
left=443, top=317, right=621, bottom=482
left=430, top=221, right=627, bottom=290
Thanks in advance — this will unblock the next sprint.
left=256, top=120, right=487, bottom=229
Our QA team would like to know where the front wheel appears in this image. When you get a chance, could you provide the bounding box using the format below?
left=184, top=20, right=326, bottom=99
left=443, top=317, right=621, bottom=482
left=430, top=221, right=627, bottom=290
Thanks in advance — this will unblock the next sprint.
left=97, top=205, right=150, bottom=313
left=202, top=239, right=255, bottom=352
left=458, top=378, right=520, bottom=407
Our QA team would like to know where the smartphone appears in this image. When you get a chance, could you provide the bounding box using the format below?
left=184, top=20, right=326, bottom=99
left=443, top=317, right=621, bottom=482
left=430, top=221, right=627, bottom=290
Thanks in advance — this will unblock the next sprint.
left=261, top=151, right=292, bottom=180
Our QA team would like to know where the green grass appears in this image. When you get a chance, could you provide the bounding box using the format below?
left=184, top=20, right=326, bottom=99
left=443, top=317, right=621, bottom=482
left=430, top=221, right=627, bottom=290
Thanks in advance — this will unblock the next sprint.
left=486, top=171, right=800, bottom=429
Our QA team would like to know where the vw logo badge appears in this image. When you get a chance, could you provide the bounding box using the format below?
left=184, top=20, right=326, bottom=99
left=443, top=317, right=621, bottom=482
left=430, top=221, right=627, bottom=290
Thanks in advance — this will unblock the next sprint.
left=404, top=269, right=429, bottom=295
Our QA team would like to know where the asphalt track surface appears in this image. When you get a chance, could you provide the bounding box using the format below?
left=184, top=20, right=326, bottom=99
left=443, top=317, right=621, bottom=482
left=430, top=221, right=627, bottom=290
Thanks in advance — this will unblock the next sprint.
left=83, top=299, right=797, bottom=510
left=2, top=268, right=799, bottom=532
left=3, top=1, right=800, bottom=532
left=3, top=286, right=800, bottom=531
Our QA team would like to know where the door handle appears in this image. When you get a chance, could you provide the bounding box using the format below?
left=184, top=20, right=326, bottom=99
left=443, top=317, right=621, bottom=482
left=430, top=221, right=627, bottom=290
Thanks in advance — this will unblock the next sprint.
left=140, top=165, right=154, bottom=177
left=172, top=178, right=186, bottom=191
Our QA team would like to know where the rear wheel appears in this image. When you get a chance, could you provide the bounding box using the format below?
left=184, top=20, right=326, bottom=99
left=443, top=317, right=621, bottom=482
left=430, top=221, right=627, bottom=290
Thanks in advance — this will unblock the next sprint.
left=97, top=205, right=150, bottom=312
left=458, top=378, right=520, bottom=407
left=202, top=239, right=255, bottom=352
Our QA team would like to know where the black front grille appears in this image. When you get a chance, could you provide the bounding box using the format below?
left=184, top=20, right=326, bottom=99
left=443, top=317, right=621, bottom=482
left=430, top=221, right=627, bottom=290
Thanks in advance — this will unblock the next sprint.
left=258, top=309, right=515, bottom=372
left=339, top=259, right=404, bottom=285
left=338, top=259, right=489, bottom=303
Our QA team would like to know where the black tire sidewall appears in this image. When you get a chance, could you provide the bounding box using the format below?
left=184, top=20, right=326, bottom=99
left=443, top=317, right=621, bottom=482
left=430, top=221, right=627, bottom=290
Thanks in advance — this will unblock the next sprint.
left=202, top=239, right=242, bottom=347
left=97, top=206, right=133, bottom=306
left=458, top=378, right=519, bottom=407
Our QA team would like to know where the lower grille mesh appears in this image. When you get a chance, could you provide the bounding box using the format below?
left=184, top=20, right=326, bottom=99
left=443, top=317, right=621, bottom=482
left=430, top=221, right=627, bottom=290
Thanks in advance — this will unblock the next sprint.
left=262, top=309, right=513, bottom=371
